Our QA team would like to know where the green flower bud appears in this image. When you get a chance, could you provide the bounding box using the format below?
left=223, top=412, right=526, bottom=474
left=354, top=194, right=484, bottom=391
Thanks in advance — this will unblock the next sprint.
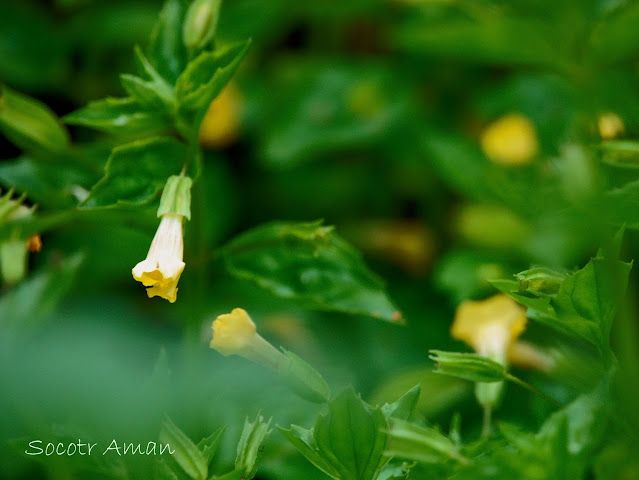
left=183, top=0, right=221, bottom=50
left=429, top=350, right=506, bottom=383
left=516, top=266, right=566, bottom=296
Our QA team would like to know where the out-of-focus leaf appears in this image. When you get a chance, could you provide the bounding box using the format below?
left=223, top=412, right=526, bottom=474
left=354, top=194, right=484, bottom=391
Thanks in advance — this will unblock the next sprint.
left=422, top=131, right=565, bottom=216
left=393, top=17, right=559, bottom=66
left=0, top=2, right=67, bottom=90
left=222, top=220, right=402, bottom=323
left=159, top=416, right=208, bottom=480
left=0, top=252, right=84, bottom=337
left=589, top=2, right=639, bottom=65
left=148, top=0, right=189, bottom=84
left=68, top=2, right=157, bottom=48
left=0, top=156, right=100, bottom=208
left=64, top=97, right=172, bottom=136
left=175, top=40, right=251, bottom=134
left=81, top=137, right=187, bottom=208
left=260, top=62, right=414, bottom=169
left=280, top=387, right=388, bottom=480
left=434, top=250, right=512, bottom=304
left=0, top=86, right=69, bottom=154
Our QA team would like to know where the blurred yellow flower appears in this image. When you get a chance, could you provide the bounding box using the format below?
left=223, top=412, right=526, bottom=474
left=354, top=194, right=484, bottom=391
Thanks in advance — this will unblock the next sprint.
left=598, top=112, right=624, bottom=140
left=480, top=113, right=539, bottom=166
left=132, top=213, right=185, bottom=303
left=210, top=308, right=258, bottom=356
left=198, top=83, right=241, bottom=149
left=451, top=294, right=527, bottom=358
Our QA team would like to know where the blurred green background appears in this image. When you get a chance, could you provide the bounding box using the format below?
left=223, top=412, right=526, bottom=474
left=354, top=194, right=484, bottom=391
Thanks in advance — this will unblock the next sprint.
left=2, top=0, right=639, bottom=478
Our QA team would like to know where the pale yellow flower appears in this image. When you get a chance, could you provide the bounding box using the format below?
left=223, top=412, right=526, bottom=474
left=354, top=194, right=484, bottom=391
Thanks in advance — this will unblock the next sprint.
left=480, top=113, right=539, bottom=166
left=451, top=294, right=527, bottom=358
left=198, top=83, right=241, bottom=149
left=211, top=308, right=258, bottom=356
left=132, top=214, right=185, bottom=303
left=211, top=308, right=287, bottom=369
left=598, top=112, right=624, bottom=140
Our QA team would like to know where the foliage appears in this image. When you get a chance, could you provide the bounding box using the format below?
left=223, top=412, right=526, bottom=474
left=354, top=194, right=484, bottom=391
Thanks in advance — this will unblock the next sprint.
left=2, top=0, right=639, bottom=479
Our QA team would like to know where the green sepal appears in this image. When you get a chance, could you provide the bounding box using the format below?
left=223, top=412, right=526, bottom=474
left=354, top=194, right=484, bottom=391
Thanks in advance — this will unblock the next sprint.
left=235, top=415, right=272, bottom=480
left=157, top=175, right=193, bottom=220
left=279, top=348, right=331, bottom=404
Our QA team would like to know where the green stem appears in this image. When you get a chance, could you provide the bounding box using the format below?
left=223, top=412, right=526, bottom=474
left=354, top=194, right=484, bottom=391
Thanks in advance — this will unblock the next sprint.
left=481, top=404, right=492, bottom=438
left=506, top=373, right=563, bottom=408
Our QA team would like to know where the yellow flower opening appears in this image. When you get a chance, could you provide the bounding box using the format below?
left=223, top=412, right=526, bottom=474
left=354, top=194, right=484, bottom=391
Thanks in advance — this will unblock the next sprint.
left=598, top=112, right=624, bottom=140
left=451, top=294, right=527, bottom=357
left=198, top=83, right=242, bottom=149
left=132, top=214, right=185, bottom=303
left=210, top=308, right=258, bottom=356
left=480, top=113, right=539, bottom=166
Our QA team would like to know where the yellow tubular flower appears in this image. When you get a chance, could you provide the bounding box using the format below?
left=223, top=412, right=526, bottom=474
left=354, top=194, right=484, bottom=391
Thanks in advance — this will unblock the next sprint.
left=480, top=113, right=539, bottom=166
left=211, top=308, right=286, bottom=369
left=198, top=83, right=242, bottom=149
left=451, top=294, right=527, bottom=358
left=132, top=213, right=185, bottom=303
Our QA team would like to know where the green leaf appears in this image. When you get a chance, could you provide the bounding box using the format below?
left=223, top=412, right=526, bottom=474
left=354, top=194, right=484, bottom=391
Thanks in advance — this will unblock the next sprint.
left=235, top=415, right=272, bottom=480
left=0, top=155, right=101, bottom=207
left=381, top=385, right=421, bottom=421
left=601, top=178, right=639, bottom=228
left=260, top=62, right=414, bottom=169
left=589, top=2, right=639, bottom=65
left=197, top=426, right=225, bottom=467
left=0, top=85, right=69, bottom=154
left=148, top=0, right=188, bottom=84
left=159, top=416, right=208, bottom=480
left=393, top=17, right=558, bottom=67
left=456, top=377, right=611, bottom=479
left=278, top=424, right=342, bottom=480
left=81, top=137, right=187, bottom=208
left=281, top=388, right=388, bottom=480
left=120, top=74, right=172, bottom=110
left=429, top=350, right=507, bottom=383
left=222, top=220, right=402, bottom=323
left=64, top=97, right=172, bottom=136
left=492, top=232, right=632, bottom=359
left=175, top=39, right=251, bottom=133
left=385, top=418, right=466, bottom=465
left=0, top=252, right=84, bottom=338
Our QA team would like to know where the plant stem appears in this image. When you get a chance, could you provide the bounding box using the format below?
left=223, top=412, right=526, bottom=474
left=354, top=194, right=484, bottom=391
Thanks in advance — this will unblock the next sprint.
left=481, top=404, right=492, bottom=438
left=505, top=373, right=563, bottom=408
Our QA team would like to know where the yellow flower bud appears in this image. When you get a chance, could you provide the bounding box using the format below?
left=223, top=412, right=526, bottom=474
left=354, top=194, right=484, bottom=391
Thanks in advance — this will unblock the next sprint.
left=451, top=294, right=527, bottom=357
left=198, top=84, right=242, bottom=149
left=598, top=112, right=624, bottom=140
left=132, top=213, right=185, bottom=303
left=480, top=113, right=539, bottom=166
